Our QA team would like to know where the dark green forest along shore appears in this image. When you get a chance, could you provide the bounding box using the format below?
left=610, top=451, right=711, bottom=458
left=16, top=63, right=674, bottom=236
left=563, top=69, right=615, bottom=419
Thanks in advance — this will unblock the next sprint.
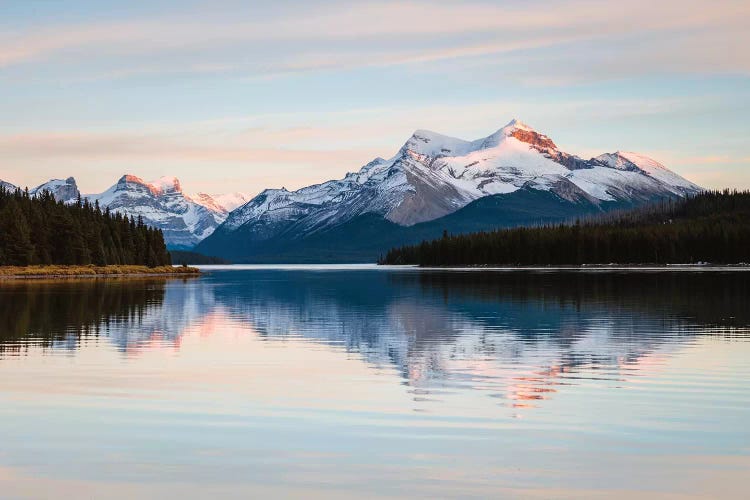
left=0, top=185, right=171, bottom=267
left=380, top=190, right=750, bottom=266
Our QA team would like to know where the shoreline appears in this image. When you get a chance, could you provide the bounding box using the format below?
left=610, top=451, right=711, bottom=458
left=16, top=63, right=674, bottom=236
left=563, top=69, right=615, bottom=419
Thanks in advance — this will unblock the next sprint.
left=404, top=264, right=750, bottom=271
left=0, top=265, right=200, bottom=280
left=194, top=263, right=750, bottom=272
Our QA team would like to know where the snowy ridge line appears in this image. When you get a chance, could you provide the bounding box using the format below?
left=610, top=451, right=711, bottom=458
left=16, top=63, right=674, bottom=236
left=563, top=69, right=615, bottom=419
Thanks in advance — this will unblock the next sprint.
left=220, top=119, right=701, bottom=236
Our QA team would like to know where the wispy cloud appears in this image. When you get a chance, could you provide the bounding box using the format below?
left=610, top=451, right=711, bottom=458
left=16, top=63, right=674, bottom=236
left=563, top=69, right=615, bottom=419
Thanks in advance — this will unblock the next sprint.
left=1, top=0, right=747, bottom=81
left=1, top=0, right=748, bottom=194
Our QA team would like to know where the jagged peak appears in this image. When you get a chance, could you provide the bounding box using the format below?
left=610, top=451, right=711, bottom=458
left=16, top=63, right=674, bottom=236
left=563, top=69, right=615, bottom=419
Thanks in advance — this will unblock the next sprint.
left=28, top=176, right=80, bottom=203
left=398, top=119, right=555, bottom=154
left=30, top=177, right=79, bottom=193
left=115, top=174, right=163, bottom=197
left=363, top=157, right=387, bottom=168
left=477, top=119, right=557, bottom=150
left=34, top=176, right=78, bottom=187
left=119, top=174, right=147, bottom=185
left=504, top=118, right=534, bottom=130
left=115, top=174, right=184, bottom=196
left=152, top=175, right=182, bottom=194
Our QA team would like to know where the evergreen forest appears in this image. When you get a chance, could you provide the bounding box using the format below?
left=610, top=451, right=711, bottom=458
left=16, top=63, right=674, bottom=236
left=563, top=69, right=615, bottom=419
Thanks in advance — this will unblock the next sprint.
left=0, top=186, right=171, bottom=267
left=380, top=190, right=750, bottom=266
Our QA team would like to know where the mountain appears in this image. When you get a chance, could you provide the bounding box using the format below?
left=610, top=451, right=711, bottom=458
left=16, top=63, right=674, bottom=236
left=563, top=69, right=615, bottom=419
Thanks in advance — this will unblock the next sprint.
left=197, top=119, right=701, bottom=262
left=190, top=192, right=250, bottom=216
left=29, top=177, right=81, bottom=203
left=88, top=175, right=243, bottom=249
left=203, top=192, right=251, bottom=212
left=0, top=174, right=244, bottom=248
left=2, top=176, right=82, bottom=203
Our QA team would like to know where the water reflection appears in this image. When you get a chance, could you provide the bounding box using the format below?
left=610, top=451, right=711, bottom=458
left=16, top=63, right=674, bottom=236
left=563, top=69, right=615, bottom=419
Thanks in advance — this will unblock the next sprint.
left=2, top=269, right=749, bottom=498
left=0, top=277, right=211, bottom=355
left=2, top=270, right=748, bottom=408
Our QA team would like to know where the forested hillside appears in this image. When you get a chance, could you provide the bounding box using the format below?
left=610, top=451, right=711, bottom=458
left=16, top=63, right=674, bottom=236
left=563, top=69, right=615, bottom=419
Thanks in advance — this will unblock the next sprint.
left=380, top=190, right=750, bottom=266
left=0, top=186, right=171, bottom=267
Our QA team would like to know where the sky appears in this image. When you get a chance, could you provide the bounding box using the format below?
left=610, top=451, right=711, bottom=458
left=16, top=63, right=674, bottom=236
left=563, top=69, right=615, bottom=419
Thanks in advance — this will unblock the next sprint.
left=1, top=0, right=748, bottom=196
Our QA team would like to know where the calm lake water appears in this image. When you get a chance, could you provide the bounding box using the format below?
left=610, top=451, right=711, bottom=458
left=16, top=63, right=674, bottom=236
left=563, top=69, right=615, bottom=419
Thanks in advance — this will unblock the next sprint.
left=1, top=266, right=749, bottom=499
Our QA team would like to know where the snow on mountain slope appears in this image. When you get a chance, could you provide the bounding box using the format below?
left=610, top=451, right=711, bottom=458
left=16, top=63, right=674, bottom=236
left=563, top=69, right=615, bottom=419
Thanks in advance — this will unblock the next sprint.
left=0, top=179, right=16, bottom=191
left=218, top=119, right=701, bottom=243
left=597, top=151, right=699, bottom=192
left=1, top=172, right=246, bottom=248
left=190, top=191, right=250, bottom=215
left=211, top=192, right=251, bottom=212
left=30, top=177, right=81, bottom=203
left=89, top=175, right=229, bottom=249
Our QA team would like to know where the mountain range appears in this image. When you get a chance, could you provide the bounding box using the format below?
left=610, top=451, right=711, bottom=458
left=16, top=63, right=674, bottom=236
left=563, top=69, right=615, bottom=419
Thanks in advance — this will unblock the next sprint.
left=0, top=174, right=249, bottom=249
left=195, top=119, right=701, bottom=262
left=1, top=119, right=701, bottom=260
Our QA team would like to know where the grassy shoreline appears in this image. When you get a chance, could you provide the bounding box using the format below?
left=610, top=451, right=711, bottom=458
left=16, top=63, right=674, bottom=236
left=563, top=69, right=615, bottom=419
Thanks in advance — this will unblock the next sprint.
left=0, top=265, right=200, bottom=279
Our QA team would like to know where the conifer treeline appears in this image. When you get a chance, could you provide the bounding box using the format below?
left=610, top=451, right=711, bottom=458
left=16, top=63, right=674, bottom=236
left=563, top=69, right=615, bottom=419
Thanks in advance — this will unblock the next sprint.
left=380, top=190, right=750, bottom=266
left=0, top=186, right=171, bottom=267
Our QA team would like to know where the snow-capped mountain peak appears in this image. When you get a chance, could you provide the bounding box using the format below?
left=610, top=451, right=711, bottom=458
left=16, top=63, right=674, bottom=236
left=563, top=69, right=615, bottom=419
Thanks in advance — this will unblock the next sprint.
left=1, top=172, right=250, bottom=249
left=112, top=174, right=161, bottom=197
left=595, top=151, right=698, bottom=191
left=399, top=129, right=475, bottom=158
left=30, top=177, right=81, bottom=203
left=211, top=119, right=702, bottom=253
left=152, top=176, right=182, bottom=194
left=475, top=119, right=557, bottom=151
left=400, top=119, right=556, bottom=159
left=206, top=192, right=251, bottom=212
left=88, top=175, right=248, bottom=249
left=189, top=192, right=251, bottom=215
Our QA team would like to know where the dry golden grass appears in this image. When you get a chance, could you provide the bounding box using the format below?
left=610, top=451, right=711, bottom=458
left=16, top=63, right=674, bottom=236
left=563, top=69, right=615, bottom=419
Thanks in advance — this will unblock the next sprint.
left=0, top=265, right=200, bottom=278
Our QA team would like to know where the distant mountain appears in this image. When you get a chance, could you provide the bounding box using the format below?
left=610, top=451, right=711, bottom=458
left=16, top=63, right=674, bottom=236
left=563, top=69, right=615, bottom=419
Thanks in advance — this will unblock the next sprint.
left=190, top=192, right=250, bottom=216
left=197, top=119, right=701, bottom=262
left=88, top=175, right=244, bottom=249
left=1, top=174, right=245, bottom=249
left=0, top=179, right=16, bottom=191
left=30, top=177, right=81, bottom=204
left=204, top=192, right=251, bottom=212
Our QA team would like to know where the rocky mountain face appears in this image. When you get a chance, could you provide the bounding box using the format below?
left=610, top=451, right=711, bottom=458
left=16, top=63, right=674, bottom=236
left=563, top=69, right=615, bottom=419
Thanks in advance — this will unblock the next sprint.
left=1, top=174, right=246, bottom=249
left=196, top=119, right=701, bottom=262
left=88, top=175, right=247, bottom=249
left=2, top=176, right=81, bottom=202
left=29, top=177, right=81, bottom=204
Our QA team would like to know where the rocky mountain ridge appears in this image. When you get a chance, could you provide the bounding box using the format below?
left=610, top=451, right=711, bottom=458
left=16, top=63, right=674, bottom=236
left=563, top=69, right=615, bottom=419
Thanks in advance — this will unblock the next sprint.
left=196, top=119, right=701, bottom=261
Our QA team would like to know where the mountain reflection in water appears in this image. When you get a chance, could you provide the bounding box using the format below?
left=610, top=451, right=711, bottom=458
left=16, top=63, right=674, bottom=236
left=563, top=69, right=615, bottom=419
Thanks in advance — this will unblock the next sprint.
left=2, top=270, right=748, bottom=409
left=1, top=268, right=749, bottom=499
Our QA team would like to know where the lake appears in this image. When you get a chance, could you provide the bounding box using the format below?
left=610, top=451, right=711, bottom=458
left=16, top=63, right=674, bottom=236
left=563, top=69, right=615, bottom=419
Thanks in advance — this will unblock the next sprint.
left=1, top=265, right=749, bottom=499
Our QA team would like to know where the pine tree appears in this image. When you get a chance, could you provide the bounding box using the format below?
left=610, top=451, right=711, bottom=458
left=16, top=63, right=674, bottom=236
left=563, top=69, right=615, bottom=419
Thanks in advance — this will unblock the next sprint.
left=0, top=199, right=34, bottom=265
